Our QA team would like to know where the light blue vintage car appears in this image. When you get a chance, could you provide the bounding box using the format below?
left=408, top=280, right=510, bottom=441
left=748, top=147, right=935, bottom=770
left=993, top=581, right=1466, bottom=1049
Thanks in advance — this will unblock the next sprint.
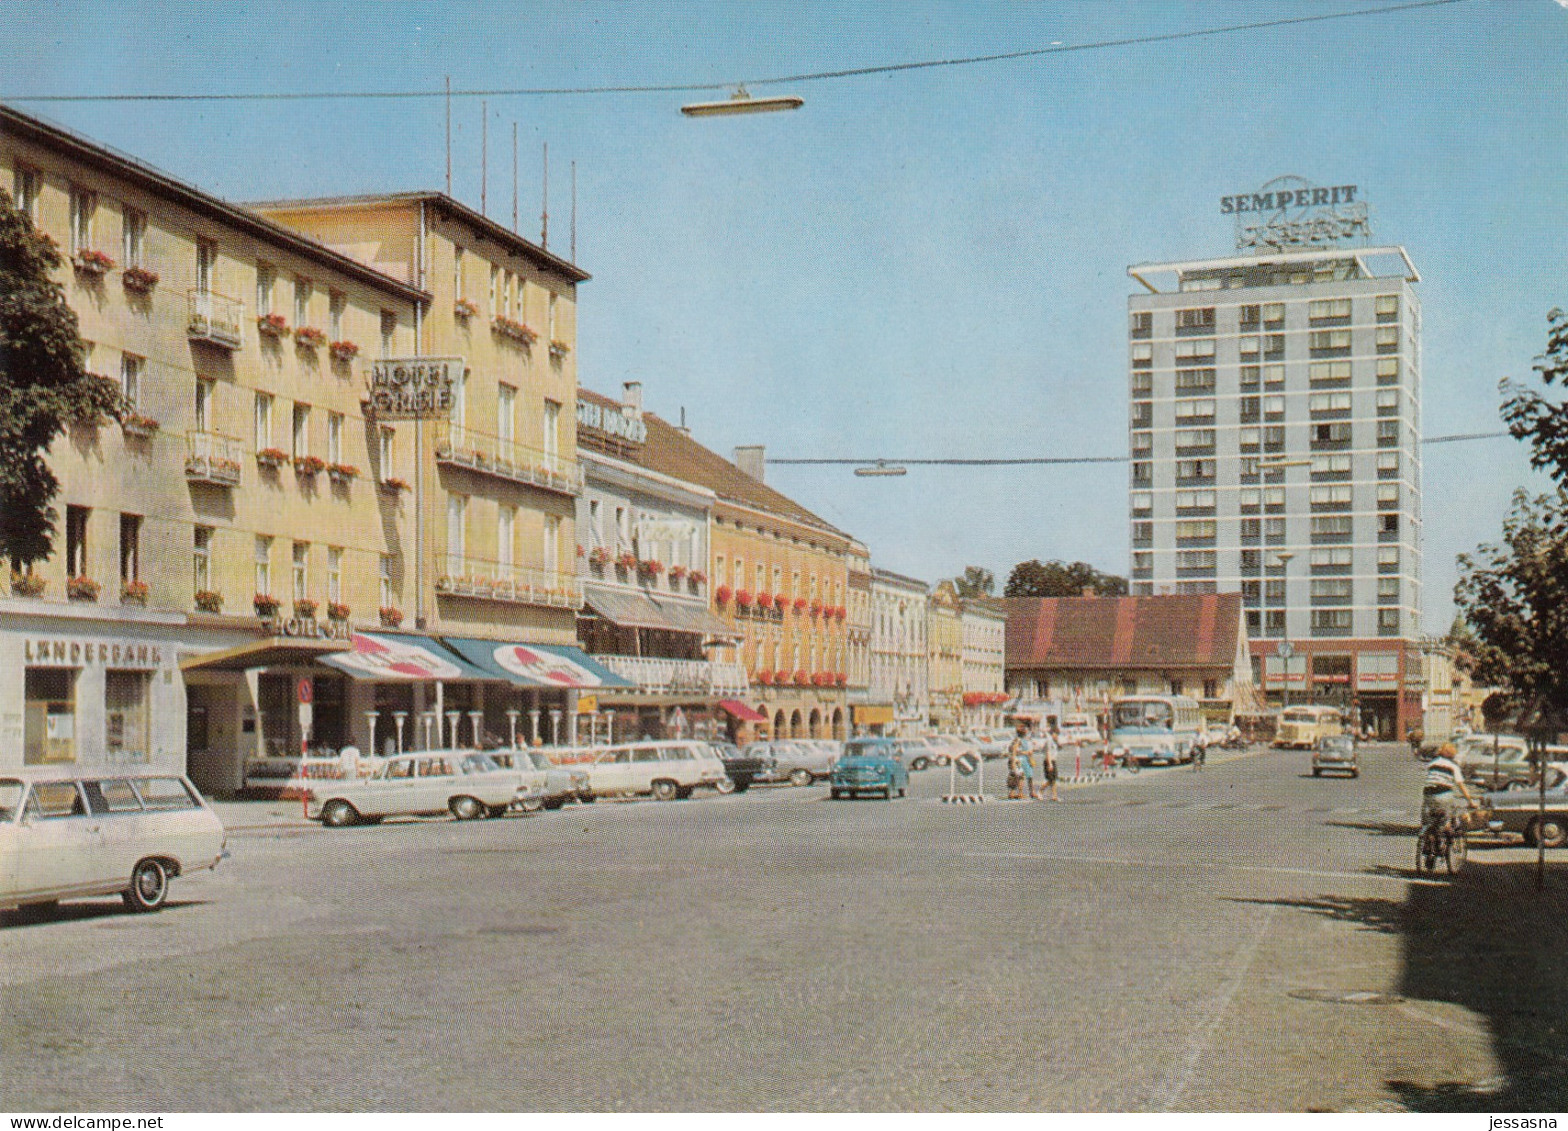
left=829, top=738, right=909, bottom=800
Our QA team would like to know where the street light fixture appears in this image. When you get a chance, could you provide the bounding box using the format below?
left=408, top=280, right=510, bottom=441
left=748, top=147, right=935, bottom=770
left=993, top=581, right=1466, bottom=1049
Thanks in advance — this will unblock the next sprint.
left=854, top=460, right=908, bottom=477
left=681, top=86, right=804, bottom=117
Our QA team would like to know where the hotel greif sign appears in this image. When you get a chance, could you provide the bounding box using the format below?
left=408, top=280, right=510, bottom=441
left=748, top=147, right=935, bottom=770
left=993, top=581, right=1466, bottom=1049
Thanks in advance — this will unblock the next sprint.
left=1222, top=176, right=1370, bottom=251
left=368, top=358, right=465, bottom=420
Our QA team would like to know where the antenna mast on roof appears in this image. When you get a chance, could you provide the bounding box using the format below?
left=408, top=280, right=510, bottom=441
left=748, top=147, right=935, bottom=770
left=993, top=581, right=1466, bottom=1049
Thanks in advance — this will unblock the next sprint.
left=540, top=142, right=549, bottom=250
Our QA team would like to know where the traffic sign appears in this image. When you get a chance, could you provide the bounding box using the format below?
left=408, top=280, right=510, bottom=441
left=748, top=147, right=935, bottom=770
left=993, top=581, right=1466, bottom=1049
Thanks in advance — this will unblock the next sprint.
left=954, top=752, right=980, bottom=776
left=1275, top=640, right=1294, bottom=660
left=297, top=678, right=313, bottom=705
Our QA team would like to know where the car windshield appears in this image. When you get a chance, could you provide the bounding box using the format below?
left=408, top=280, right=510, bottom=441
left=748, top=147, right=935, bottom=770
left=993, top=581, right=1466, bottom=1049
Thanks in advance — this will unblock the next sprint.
left=461, top=753, right=499, bottom=773
left=0, top=779, right=22, bottom=822
left=1321, top=737, right=1354, bottom=753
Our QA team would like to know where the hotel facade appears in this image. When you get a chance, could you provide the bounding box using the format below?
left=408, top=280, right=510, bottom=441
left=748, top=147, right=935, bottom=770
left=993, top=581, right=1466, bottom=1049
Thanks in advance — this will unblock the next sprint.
left=1126, top=229, right=1424, bottom=739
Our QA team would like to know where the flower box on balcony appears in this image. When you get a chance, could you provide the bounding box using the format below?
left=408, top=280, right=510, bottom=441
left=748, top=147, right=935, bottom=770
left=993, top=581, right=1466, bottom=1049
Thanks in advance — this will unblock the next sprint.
left=294, top=454, right=326, bottom=476
left=835, top=673, right=848, bottom=687
left=810, top=601, right=823, bottom=618
left=122, top=265, right=159, bottom=293
left=756, top=592, right=774, bottom=610
left=293, top=599, right=318, bottom=620
left=756, top=671, right=774, bottom=685
left=194, top=589, right=224, bottom=613
left=294, top=326, right=327, bottom=349
left=64, top=576, right=99, bottom=602
left=380, top=476, right=410, bottom=494
left=253, top=594, right=280, bottom=617
left=329, top=340, right=359, bottom=363
left=588, top=547, right=612, bottom=568
left=715, top=584, right=732, bottom=605
left=256, top=447, right=289, bottom=469
left=11, top=572, right=48, bottom=598
left=256, top=313, right=289, bottom=337
left=616, top=552, right=638, bottom=571
left=327, top=601, right=351, bottom=622
left=121, top=579, right=150, bottom=605
left=793, top=597, right=808, bottom=613
left=72, top=248, right=116, bottom=275
left=454, top=298, right=479, bottom=319
left=794, top=670, right=812, bottom=687
left=121, top=414, right=159, bottom=440
left=734, top=589, right=753, bottom=609
left=328, top=463, right=359, bottom=484
left=379, top=605, right=404, bottom=627
left=636, top=559, right=663, bottom=579
left=549, top=339, right=570, bottom=359
left=491, top=315, right=538, bottom=345
left=689, top=570, right=707, bottom=586
left=668, top=565, right=687, bottom=581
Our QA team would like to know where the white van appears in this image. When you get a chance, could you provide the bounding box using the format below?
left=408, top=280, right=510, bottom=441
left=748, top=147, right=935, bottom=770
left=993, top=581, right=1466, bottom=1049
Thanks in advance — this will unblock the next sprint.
left=577, top=741, right=728, bottom=800
left=0, top=771, right=227, bottom=915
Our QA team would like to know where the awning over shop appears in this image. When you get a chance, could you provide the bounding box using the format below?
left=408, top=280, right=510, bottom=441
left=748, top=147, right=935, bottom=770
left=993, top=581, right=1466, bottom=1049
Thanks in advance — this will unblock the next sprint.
left=718, top=699, right=767, bottom=723
left=583, top=586, right=740, bottom=638
left=179, top=636, right=350, bottom=673
left=441, top=637, right=634, bottom=689
left=316, top=632, right=494, bottom=682
left=853, top=704, right=895, bottom=725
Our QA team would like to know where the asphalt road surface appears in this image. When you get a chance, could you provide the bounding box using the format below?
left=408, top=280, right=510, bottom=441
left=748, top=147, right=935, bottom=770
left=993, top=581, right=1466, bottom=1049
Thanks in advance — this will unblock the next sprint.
left=3, top=743, right=1565, bottom=1112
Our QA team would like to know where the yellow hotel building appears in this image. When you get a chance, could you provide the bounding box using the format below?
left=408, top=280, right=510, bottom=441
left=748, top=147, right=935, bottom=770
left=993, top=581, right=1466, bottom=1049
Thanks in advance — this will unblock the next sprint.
left=1, top=107, right=606, bottom=794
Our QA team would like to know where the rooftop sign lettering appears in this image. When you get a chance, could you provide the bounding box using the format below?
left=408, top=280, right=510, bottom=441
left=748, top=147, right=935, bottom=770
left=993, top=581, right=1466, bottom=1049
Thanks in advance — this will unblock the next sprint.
left=577, top=400, right=647, bottom=445
left=1222, top=176, right=1370, bottom=251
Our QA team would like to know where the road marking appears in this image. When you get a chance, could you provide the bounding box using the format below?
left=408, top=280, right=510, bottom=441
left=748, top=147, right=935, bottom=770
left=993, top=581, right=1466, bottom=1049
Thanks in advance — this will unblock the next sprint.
left=964, top=850, right=1451, bottom=887
left=1162, top=904, right=1277, bottom=1110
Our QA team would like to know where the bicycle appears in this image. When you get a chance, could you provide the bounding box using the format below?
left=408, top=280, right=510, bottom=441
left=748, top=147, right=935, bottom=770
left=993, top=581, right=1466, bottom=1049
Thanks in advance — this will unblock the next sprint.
left=1416, top=813, right=1468, bottom=875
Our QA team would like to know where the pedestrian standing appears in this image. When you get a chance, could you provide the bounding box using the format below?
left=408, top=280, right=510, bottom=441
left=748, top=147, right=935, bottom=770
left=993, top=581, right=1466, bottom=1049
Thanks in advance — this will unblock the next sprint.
left=1006, top=722, right=1031, bottom=800
left=1040, top=721, right=1061, bottom=802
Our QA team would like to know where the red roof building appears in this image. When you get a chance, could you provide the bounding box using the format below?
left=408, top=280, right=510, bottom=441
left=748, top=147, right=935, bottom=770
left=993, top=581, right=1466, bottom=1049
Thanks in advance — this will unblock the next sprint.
left=1004, top=594, right=1260, bottom=720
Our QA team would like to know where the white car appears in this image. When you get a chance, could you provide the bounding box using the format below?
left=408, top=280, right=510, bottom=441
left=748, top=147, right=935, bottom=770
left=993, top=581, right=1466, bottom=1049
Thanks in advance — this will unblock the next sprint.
left=304, top=750, right=530, bottom=826
left=488, top=748, right=589, bottom=810
left=1057, top=715, right=1101, bottom=746
left=578, top=741, right=728, bottom=800
left=0, top=771, right=226, bottom=915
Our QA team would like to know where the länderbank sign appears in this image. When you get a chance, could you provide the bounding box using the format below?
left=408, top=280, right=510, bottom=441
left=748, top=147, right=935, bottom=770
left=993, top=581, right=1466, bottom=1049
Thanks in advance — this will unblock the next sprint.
left=1222, top=176, right=1370, bottom=251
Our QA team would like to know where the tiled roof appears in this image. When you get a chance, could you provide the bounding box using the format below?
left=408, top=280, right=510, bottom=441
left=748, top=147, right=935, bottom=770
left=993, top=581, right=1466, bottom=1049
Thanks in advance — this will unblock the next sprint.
left=578, top=388, right=850, bottom=541
left=1005, top=594, right=1244, bottom=671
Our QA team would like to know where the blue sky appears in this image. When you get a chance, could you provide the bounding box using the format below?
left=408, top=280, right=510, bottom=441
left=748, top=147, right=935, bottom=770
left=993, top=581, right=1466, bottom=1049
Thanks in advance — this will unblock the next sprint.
left=5, top=1, right=1565, bottom=632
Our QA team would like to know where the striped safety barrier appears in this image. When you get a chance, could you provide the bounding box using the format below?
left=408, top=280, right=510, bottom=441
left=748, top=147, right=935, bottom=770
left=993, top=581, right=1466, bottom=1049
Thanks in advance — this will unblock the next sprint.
left=941, top=794, right=990, bottom=804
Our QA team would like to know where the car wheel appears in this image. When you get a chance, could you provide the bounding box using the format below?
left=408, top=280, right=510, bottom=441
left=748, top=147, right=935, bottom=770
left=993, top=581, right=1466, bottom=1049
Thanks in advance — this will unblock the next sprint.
left=714, top=776, right=737, bottom=795
left=576, top=791, right=596, bottom=804
left=518, top=796, right=545, bottom=813
left=1531, top=817, right=1568, bottom=849
left=449, top=795, right=484, bottom=821
left=733, top=782, right=751, bottom=794
left=122, top=858, right=169, bottom=913
left=897, top=785, right=907, bottom=798
left=675, top=785, right=694, bottom=800
left=1505, top=781, right=1530, bottom=792
left=830, top=788, right=843, bottom=800
left=789, top=768, right=813, bottom=788
left=910, top=757, right=929, bottom=772
left=1312, top=768, right=1321, bottom=777
left=321, top=799, right=359, bottom=827
left=651, top=779, right=679, bottom=801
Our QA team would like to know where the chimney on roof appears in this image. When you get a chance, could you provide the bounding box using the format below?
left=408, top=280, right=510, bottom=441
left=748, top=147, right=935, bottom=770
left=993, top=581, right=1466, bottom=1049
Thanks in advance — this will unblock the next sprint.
left=622, top=381, right=643, bottom=416
left=734, top=445, right=766, bottom=483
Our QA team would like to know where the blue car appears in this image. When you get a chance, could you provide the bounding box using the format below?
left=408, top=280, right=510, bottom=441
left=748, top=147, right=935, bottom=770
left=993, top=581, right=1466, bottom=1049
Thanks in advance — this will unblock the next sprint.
left=830, top=738, right=909, bottom=800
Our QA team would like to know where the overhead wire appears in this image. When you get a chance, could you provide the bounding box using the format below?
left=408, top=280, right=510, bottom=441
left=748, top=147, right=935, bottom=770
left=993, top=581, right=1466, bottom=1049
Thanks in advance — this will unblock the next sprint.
left=0, top=0, right=1470, bottom=104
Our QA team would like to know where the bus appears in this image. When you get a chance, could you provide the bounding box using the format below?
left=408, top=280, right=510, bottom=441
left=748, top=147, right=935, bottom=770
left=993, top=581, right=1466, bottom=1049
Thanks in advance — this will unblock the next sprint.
left=1108, top=695, right=1205, bottom=766
left=1272, top=705, right=1344, bottom=750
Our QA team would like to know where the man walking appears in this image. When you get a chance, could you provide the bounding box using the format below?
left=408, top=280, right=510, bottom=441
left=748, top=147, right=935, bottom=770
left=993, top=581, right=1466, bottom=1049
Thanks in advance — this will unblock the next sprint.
left=1039, top=720, right=1061, bottom=802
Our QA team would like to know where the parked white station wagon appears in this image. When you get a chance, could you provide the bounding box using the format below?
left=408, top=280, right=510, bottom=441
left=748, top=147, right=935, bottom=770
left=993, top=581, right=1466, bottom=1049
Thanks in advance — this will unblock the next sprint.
left=0, top=771, right=227, bottom=915
left=578, top=741, right=728, bottom=801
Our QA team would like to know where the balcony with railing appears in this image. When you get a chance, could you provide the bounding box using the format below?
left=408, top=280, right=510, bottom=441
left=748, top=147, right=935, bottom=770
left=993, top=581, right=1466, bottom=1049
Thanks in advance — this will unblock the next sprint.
left=589, top=655, right=750, bottom=697
left=432, top=420, right=582, bottom=496
left=435, top=556, right=584, bottom=609
left=185, top=432, right=245, bottom=487
left=187, top=291, right=244, bottom=350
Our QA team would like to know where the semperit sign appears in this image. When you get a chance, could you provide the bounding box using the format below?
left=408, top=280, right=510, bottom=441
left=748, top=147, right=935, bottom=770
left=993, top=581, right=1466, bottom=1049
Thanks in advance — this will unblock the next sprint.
left=368, top=357, right=465, bottom=420
left=1222, top=175, right=1370, bottom=252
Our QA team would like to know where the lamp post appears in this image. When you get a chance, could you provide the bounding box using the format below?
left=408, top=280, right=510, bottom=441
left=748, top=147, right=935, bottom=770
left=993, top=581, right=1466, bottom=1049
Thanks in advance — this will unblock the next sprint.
left=1274, top=552, right=1295, bottom=713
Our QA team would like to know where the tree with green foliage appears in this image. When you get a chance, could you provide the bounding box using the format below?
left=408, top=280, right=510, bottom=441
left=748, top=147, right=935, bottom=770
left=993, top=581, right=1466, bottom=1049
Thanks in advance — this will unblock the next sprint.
left=1455, top=310, right=1568, bottom=720
left=951, top=565, right=994, bottom=599
left=0, top=189, right=122, bottom=570
left=1003, top=558, right=1128, bottom=599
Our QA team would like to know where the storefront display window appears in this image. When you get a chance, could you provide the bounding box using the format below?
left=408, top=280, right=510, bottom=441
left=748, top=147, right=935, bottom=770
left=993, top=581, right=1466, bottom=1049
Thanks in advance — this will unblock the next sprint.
left=25, top=667, right=77, bottom=764
left=105, top=669, right=150, bottom=759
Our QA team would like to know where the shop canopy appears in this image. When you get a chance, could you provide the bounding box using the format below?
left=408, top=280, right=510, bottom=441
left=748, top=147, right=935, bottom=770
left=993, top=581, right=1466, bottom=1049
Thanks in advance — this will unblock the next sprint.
left=316, top=632, right=494, bottom=682
left=582, top=586, right=740, bottom=639
left=440, top=637, right=634, bottom=690
left=718, top=699, right=768, bottom=723
left=179, top=636, right=351, bottom=673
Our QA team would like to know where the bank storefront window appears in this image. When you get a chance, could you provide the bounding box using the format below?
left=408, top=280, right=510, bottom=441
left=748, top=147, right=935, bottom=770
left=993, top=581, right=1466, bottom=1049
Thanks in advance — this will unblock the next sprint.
left=105, top=669, right=150, bottom=760
left=25, top=667, right=78, bottom=764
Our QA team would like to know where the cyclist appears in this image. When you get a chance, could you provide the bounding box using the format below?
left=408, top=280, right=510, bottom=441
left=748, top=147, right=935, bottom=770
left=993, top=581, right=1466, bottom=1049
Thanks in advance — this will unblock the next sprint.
left=1421, top=743, right=1475, bottom=828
